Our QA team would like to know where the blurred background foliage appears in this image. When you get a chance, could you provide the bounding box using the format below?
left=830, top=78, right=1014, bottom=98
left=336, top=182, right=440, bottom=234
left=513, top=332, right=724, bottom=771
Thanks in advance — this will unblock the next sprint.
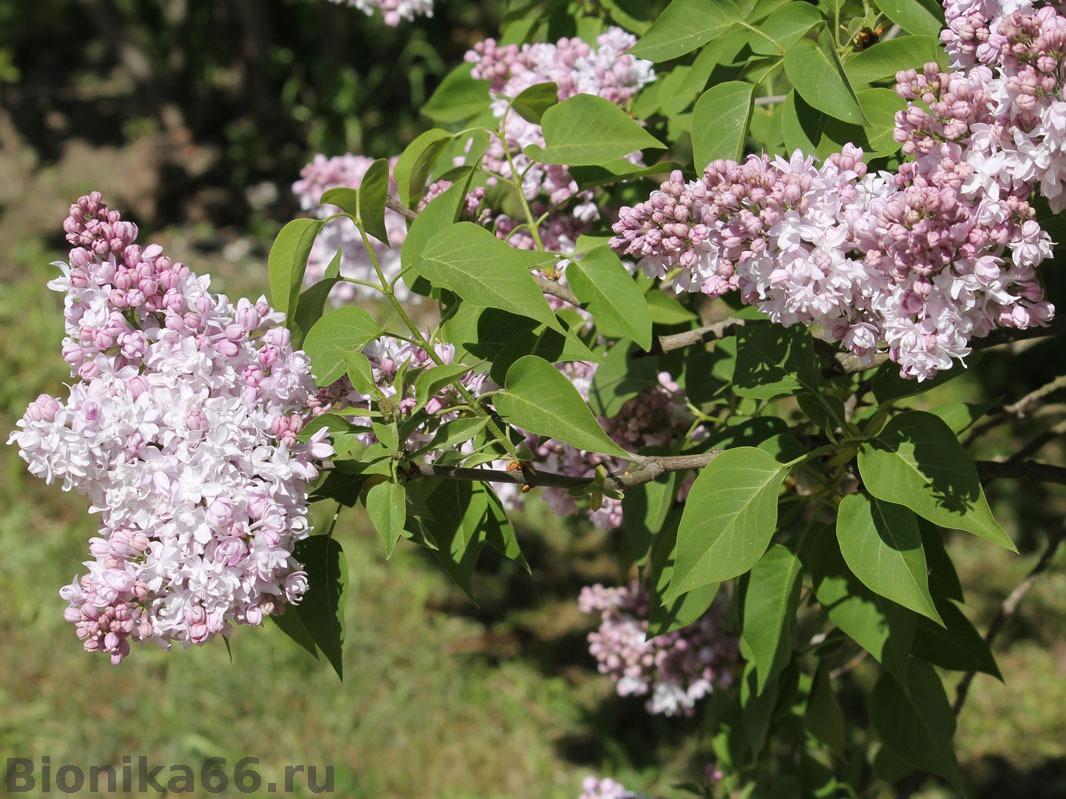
left=0, top=1, right=1063, bottom=797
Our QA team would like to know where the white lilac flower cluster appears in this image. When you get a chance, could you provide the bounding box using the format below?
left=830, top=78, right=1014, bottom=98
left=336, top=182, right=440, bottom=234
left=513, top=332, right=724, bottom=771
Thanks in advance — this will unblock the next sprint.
left=579, top=776, right=639, bottom=799
left=510, top=362, right=694, bottom=530
left=8, top=193, right=332, bottom=663
left=579, top=582, right=738, bottom=717
left=327, top=0, right=432, bottom=26
left=465, top=27, right=656, bottom=229
left=612, top=0, right=1061, bottom=381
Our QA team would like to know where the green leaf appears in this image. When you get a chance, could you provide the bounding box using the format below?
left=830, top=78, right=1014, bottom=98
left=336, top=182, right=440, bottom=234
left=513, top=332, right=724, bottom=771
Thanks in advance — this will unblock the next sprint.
left=692, top=81, right=755, bottom=169
left=480, top=484, right=528, bottom=572
left=303, top=307, right=382, bottom=387
left=445, top=306, right=598, bottom=382
left=412, top=362, right=472, bottom=410
left=319, top=187, right=359, bottom=217
left=512, top=81, right=559, bottom=123
left=291, top=249, right=342, bottom=348
left=650, top=575, right=719, bottom=637
left=805, top=667, right=845, bottom=753
left=568, top=247, right=653, bottom=350
left=525, top=94, right=665, bottom=166
left=587, top=341, right=662, bottom=418
left=568, top=159, right=680, bottom=190
left=408, top=480, right=513, bottom=598
left=344, top=350, right=378, bottom=396
left=870, top=356, right=979, bottom=404
left=268, top=218, right=324, bottom=322
left=844, top=35, right=945, bottom=84
left=292, top=535, right=347, bottom=679
left=366, top=481, right=407, bottom=558
left=741, top=662, right=780, bottom=757
left=669, top=447, right=789, bottom=597
left=419, top=222, right=559, bottom=329
left=400, top=175, right=475, bottom=290
left=630, top=0, right=741, bottom=62
left=749, top=2, right=823, bottom=55
left=869, top=660, right=962, bottom=787
left=645, top=289, right=697, bottom=324
left=742, top=544, right=803, bottom=694
left=932, top=399, right=995, bottom=435
left=659, top=34, right=747, bottom=115
left=783, top=29, right=867, bottom=125
left=394, top=128, right=454, bottom=207
left=920, top=520, right=964, bottom=601
left=421, top=63, right=491, bottom=124
left=733, top=323, right=820, bottom=399
left=836, top=493, right=941, bottom=623
left=802, top=521, right=914, bottom=680
left=425, top=416, right=489, bottom=452
left=627, top=473, right=682, bottom=563
left=271, top=607, right=319, bottom=661
left=493, top=355, right=630, bottom=457
left=858, top=411, right=1015, bottom=550
left=874, top=0, right=945, bottom=38
left=356, top=158, right=391, bottom=244
left=913, top=597, right=1002, bottom=678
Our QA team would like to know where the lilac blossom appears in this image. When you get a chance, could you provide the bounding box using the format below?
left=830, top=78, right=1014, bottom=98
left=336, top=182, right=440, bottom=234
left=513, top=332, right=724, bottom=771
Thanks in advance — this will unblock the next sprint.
left=579, top=581, right=737, bottom=717
left=466, top=29, right=655, bottom=218
left=579, top=776, right=639, bottom=799
left=327, top=0, right=432, bottom=26
left=9, top=193, right=332, bottom=663
left=611, top=44, right=1059, bottom=379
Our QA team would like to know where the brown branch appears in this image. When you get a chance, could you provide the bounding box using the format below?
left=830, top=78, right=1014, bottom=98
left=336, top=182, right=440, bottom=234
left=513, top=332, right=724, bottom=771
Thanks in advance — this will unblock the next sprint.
left=954, top=525, right=1063, bottom=716
left=407, top=450, right=720, bottom=493
left=965, top=374, right=1066, bottom=445
left=1010, top=419, right=1066, bottom=462
left=533, top=273, right=580, bottom=307
left=656, top=318, right=753, bottom=354
left=976, top=459, right=1066, bottom=485
left=386, top=197, right=418, bottom=222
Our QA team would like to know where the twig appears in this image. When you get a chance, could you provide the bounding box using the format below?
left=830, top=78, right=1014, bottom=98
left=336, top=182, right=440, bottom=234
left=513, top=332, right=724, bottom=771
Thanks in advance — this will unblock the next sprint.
left=533, top=273, right=580, bottom=307
left=754, top=95, right=787, bottom=107
left=965, top=374, right=1066, bottom=445
left=1009, top=419, right=1066, bottom=462
left=407, top=450, right=720, bottom=493
left=386, top=197, right=418, bottom=222
left=953, top=526, right=1063, bottom=716
left=655, top=318, right=753, bottom=354
left=976, top=459, right=1066, bottom=485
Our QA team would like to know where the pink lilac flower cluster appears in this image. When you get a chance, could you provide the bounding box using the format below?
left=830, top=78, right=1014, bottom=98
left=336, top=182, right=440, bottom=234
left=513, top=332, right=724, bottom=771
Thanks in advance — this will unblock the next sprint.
left=327, top=0, right=432, bottom=26
left=579, top=581, right=737, bottom=717
left=292, top=154, right=410, bottom=303
left=611, top=8, right=1061, bottom=380
left=466, top=28, right=656, bottom=219
left=579, top=776, right=639, bottom=799
left=8, top=193, right=332, bottom=663
left=518, top=362, right=692, bottom=529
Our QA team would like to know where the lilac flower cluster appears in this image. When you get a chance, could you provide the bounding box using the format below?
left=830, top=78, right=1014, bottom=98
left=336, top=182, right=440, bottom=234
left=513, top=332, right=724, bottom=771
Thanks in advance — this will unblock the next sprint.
left=8, top=194, right=332, bottom=663
left=523, top=363, right=692, bottom=530
left=327, top=0, right=432, bottom=26
left=579, top=581, right=737, bottom=717
left=611, top=1, right=1061, bottom=381
left=579, top=776, right=639, bottom=799
left=466, top=28, right=655, bottom=219
left=292, top=154, right=409, bottom=303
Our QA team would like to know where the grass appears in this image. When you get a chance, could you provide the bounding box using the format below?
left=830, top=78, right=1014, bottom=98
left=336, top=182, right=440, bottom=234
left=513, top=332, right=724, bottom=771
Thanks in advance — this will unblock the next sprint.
left=0, top=179, right=1063, bottom=799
